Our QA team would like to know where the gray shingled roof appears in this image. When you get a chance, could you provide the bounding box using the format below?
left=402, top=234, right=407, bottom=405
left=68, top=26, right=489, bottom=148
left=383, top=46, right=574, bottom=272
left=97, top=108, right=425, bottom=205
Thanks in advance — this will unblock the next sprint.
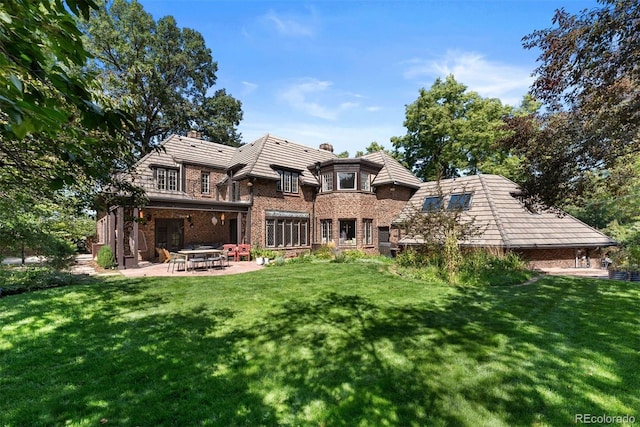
left=396, top=174, right=616, bottom=249
left=361, top=151, right=423, bottom=189
left=133, top=133, right=424, bottom=192
left=230, top=134, right=337, bottom=185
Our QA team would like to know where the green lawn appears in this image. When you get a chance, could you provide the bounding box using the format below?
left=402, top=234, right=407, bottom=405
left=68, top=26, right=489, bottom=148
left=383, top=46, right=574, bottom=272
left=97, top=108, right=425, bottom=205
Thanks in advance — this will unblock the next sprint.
left=1, top=262, right=638, bottom=426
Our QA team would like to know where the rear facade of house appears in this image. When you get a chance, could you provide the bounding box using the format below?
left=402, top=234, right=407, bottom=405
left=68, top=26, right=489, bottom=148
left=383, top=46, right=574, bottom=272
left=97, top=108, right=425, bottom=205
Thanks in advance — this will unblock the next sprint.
left=96, top=133, right=421, bottom=267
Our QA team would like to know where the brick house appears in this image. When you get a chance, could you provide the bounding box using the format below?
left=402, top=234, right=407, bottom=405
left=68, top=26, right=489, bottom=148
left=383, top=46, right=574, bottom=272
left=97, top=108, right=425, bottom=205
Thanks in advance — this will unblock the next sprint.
left=393, top=174, right=617, bottom=269
left=97, top=132, right=421, bottom=267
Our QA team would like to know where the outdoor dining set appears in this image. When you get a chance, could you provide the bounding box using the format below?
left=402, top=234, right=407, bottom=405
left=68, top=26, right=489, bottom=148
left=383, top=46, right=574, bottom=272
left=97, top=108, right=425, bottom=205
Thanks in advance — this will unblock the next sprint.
left=158, top=244, right=251, bottom=273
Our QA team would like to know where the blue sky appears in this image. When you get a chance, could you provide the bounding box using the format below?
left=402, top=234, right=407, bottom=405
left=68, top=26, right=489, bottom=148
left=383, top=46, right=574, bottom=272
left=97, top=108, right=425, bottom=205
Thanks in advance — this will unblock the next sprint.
left=138, top=0, right=598, bottom=155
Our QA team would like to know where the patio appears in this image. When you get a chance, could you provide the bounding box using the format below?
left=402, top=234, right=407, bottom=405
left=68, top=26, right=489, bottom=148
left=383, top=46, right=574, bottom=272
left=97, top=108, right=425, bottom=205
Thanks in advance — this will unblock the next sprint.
left=69, top=255, right=264, bottom=278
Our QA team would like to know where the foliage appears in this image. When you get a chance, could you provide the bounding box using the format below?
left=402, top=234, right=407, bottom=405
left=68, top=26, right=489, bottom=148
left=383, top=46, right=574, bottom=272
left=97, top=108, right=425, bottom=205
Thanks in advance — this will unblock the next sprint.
left=0, top=0, right=135, bottom=201
left=313, top=244, right=336, bottom=260
left=511, top=0, right=640, bottom=208
left=604, top=223, right=640, bottom=271
left=565, top=153, right=640, bottom=229
left=4, top=264, right=635, bottom=426
left=354, top=141, right=395, bottom=158
left=0, top=266, right=95, bottom=297
left=82, top=0, right=243, bottom=154
left=398, top=183, right=485, bottom=283
left=0, top=0, right=125, bottom=138
left=0, top=194, right=86, bottom=269
left=392, top=75, right=518, bottom=181
left=459, top=250, right=531, bottom=286
left=96, top=245, right=116, bottom=269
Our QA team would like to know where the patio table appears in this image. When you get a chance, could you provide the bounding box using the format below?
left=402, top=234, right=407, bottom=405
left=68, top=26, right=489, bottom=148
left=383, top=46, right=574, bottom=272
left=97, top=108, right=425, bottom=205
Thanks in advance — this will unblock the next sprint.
left=178, top=248, right=225, bottom=271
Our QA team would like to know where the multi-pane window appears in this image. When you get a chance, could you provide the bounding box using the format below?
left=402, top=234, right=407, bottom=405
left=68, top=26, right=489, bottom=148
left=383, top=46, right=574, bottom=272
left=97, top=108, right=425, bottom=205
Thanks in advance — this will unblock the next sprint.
left=201, top=172, right=210, bottom=194
left=321, top=219, right=333, bottom=243
left=448, top=193, right=473, bottom=211
left=337, top=172, right=356, bottom=190
left=276, top=170, right=299, bottom=194
left=363, top=219, right=373, bottom=245
left=322, top=173, right=333, bottom=192
left=156, top=168, right=178, bottom=191
left=265, top=216, right=309, bottom=248
left=360, top=172, right=371, bottom=192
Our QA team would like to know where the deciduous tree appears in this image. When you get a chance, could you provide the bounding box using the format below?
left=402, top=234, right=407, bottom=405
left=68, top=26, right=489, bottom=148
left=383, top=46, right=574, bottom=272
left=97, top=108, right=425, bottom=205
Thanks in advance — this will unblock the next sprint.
left=82, top=0, right=243, bottom=154
left=515, top=0, right=640, bottom=207
left=392, top=75, right=515, bottom=181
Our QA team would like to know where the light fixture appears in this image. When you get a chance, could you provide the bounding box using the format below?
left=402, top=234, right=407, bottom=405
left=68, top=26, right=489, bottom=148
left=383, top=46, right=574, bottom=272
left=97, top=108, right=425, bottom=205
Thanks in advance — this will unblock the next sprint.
left=221, top=213, right=225, bottom=224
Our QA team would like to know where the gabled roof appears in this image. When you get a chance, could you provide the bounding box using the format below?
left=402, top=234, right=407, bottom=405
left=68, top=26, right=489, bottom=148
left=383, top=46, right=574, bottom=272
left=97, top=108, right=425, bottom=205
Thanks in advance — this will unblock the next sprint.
left=135, top=134, right=424, bottom=190
left=361, top=151, right=423, bottom=189
left=230, top=134, right=337, bottom=185
left=396, top=174, right=616, bottom=249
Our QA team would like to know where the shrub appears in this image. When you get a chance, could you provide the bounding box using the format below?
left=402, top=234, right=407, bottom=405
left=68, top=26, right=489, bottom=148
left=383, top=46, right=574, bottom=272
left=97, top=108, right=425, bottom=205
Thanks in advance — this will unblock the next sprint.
left=96, top=246, right=116, bottom=269
left=314, top=245, right=335, bottom=260
left=0, top=266, right=95, bottom=297
left=395, top=247, right=431, bottom=269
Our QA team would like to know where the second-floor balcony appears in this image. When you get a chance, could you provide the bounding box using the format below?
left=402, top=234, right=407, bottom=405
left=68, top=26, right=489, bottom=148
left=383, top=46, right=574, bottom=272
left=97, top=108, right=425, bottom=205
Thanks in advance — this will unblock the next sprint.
left=136, top=176, right=247, bottom=203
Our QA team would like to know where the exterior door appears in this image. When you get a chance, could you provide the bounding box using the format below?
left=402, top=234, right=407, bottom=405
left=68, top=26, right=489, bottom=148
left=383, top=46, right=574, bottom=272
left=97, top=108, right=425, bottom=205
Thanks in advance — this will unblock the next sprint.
left=229, top=218, right=238, bottom=244
left=378, top=226, right=391, bottom=256
left=155, top=219, right=184, bottom=253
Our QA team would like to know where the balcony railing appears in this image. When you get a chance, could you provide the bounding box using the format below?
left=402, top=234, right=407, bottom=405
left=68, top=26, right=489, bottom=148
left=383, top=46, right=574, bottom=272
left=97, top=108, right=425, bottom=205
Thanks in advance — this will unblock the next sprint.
left=135, top=177, right=247, bottom=202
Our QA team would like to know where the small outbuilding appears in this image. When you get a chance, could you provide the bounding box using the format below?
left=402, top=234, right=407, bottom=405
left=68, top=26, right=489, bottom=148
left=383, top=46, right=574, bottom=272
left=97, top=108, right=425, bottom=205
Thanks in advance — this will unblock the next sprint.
left=393, top=174, right=617, bottom=269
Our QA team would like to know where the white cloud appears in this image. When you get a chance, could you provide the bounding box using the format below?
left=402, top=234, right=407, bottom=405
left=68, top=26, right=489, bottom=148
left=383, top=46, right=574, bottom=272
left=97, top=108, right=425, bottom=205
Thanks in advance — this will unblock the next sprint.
left=403, top=50, right=534, bottom=107
left=279, top=78, right=360, bottom=120
left=262, top=9, right=316, bottom=38
left=239, top=117, right=404, bottom=156
left=241, top=81, right=258, bottom=95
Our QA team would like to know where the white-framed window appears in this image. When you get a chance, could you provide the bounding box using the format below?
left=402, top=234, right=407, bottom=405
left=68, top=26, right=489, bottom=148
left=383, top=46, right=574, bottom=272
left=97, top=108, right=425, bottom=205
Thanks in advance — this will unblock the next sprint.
left=321, top=219, right=332, bottom=244
left=339, top=219, right=356, bottom=245
left=276, top=169, right=299, bottom=194
left=322, top=173, right=333, bottom=192
left=337, top=172, right=356, bottom=190
left=360, top=172, right=371, bottom=192
left=201, top=172, right=210, bottom=194
left=363, top=219, right=373, bottom=245
left=156, top=168, right=178, bottom=191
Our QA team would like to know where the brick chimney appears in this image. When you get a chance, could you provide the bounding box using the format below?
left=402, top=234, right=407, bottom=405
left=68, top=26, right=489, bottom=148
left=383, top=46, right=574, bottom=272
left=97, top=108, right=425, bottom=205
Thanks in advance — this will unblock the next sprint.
left=319, top=143, right=334, bottom=153
left=187, top=130, right=202, bottom=139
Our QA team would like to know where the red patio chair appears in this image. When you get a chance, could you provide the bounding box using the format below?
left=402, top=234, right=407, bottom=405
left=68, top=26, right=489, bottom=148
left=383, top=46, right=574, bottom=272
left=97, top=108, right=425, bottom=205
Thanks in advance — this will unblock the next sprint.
left=236, top=244, right=251, bottom=261
left=222, top=244, right=238, bottom=262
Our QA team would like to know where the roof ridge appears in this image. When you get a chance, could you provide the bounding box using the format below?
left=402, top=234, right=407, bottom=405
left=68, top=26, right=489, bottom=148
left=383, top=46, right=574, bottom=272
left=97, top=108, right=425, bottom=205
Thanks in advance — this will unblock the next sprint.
left=249, top=134, right=271, bottom=173
left=479, top=174, right=511, bottom=248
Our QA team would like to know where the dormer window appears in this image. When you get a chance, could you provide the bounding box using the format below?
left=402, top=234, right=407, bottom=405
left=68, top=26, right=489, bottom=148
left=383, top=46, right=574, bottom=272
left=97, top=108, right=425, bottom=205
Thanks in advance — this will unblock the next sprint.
left=156, top=168, right=178, bottom=191
left=276, top=169, right=299, bottom=194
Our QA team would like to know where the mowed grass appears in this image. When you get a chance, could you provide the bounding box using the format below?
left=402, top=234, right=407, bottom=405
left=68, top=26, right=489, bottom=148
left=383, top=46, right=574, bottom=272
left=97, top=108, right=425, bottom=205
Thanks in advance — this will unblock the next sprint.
left=0, top=262, right=638, bottom=426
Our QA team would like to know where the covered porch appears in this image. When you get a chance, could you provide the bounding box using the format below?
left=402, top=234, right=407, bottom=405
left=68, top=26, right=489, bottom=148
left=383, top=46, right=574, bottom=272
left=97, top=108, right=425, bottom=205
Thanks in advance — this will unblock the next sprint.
left=96, top=201, right=251, bottom=269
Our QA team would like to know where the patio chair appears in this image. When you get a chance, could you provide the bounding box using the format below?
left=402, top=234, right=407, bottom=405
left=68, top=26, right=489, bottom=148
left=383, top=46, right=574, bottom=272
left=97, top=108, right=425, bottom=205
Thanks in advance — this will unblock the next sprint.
left=165, top=250, right=187, bottom=272
left=236, top=244, right=251, bottom=261
left=222, top=244, right=238, bottom=262
left=206, top=253, right=227, bottom=269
